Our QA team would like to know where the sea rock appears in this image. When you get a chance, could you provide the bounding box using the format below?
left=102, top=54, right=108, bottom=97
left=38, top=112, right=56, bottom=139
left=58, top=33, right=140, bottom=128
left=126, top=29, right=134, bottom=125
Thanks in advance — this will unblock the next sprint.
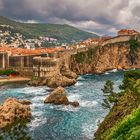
left=69, top=101, right=80, bottom=107
left=44, top=87, right=69, bottom=105
left=44, top=87, right=79, bottom=107
left=47, top=74, right=77, bottom=88
left=28, top=73, right=77, bottom=88
left=60, top=65, right=78, bottom=79
left=19, top=99, right=32, bottom=105
left=0, top=98, right=32, bottom=129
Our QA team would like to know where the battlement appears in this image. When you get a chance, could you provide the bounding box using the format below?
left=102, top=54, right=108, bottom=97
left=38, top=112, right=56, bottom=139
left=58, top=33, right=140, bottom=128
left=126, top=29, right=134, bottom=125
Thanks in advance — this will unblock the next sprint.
left=102, top=35, right=133, bottom=46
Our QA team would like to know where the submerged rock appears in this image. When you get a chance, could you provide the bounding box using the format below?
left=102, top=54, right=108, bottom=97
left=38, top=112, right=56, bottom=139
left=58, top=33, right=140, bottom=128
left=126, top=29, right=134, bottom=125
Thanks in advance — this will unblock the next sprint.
left=44, top=87, right=79, bottom=107
left=69, top=101, right=80, bottom=107
left=0, top=98, right=32, bottom=129
left=19, top=99, right=32, bottom=105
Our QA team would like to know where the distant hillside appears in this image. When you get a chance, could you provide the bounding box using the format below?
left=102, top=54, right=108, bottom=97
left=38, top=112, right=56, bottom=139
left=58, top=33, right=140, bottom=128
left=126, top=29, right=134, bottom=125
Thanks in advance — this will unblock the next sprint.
left=0, top=16, right=99, bottom=44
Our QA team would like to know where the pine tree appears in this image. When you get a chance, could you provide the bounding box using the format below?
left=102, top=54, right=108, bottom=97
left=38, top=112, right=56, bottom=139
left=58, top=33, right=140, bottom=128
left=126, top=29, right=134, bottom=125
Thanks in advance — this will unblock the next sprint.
left=101, top=80, right=118, bottom=110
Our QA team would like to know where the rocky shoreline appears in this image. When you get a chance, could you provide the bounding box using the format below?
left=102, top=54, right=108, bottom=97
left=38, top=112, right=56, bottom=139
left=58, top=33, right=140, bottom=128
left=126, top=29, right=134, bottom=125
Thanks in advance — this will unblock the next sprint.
left=29, top=64, right=78, bottom=88
left=0, top=86, right=79, bottom=131
left=0, top=98, right=32, bottom=129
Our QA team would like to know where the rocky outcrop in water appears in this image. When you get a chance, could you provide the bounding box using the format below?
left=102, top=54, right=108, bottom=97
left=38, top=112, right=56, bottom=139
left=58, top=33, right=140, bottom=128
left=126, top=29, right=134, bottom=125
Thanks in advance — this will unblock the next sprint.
left=0, top=98, right=32, bottom=129
left=44, top=87, right=79, bottom=107
left=29, top=62, right=77, bottom=88
left=44, top=87, right=69, bottom=105
left=29, top=74, right=77, bottom=88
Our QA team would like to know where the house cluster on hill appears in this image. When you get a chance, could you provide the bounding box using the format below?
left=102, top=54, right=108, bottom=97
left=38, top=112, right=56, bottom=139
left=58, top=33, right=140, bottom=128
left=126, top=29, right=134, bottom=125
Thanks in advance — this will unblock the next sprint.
left=0, top=24, right=65, bottom=49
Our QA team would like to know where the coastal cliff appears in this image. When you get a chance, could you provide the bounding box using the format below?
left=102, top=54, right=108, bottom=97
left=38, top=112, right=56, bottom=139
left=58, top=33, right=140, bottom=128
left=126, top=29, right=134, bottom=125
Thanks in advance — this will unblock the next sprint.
left=70, top=41, right=140, bottom=74
left=94, top=70, right=140, bottom=140
left=29, top=36, right=140, bottom=88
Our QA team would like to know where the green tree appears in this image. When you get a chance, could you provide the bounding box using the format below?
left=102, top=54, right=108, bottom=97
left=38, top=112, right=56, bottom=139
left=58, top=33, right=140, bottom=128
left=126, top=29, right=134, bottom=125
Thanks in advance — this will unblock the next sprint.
left=102, top=80, right=118, bottom=110
left=119, top=70, right=140, bottom=91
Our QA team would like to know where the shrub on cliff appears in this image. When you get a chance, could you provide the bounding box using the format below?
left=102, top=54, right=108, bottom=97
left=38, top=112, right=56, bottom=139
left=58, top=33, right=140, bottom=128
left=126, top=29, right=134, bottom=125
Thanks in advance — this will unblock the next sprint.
left=129, top=38, right=140, bottom=64
left=105, top=106, right=140, bottom=140
left=129, top=38, right=140, bottom=52
left=74, top=52, right=86, bottom=63
left=120, top=70, right=140, bottom=91
left=74, top=47, right=97, bottom=63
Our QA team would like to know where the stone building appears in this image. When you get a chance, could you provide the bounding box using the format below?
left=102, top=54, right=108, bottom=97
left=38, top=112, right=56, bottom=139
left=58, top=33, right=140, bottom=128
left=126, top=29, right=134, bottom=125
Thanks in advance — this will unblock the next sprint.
left=33, top=57, right=60, bottom=77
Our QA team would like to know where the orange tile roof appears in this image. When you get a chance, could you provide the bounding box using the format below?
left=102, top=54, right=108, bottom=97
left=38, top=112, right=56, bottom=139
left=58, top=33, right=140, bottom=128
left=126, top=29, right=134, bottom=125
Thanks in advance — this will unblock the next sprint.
left=118, top=29, right=138, bottom=35
left=0, top=45, right=65, bottom=56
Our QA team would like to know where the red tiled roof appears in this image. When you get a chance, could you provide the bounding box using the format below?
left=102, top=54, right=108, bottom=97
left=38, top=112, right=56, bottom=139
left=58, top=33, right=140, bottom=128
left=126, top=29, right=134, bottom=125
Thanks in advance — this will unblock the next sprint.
left=118, top=29, right=138, bottom=35
left=0, top=44, right=65, bottom=56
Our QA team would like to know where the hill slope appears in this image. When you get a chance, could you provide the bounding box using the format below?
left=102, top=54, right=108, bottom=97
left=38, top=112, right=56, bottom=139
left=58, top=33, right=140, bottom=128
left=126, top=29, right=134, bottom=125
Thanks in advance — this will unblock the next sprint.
left=0, top=16, right=99, bottom=44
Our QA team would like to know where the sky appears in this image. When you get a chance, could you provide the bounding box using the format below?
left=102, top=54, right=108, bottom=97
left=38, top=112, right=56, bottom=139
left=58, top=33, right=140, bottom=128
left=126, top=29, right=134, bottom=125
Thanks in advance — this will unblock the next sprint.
left=0, top=0, right=140, bottom=35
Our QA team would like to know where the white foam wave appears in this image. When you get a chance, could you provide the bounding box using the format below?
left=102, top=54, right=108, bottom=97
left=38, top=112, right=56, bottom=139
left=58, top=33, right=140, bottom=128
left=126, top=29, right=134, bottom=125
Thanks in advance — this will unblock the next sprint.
left=20, top=86, right=49, bottom=96
left=104, top=72, right=109, bottom=75
left=104, top=69, right=118, bottom=75
left=80, top=100, right=98, bottom=108
left=75, top=82, right=83, bottom=86
left=111, top=69, right=118, bottom=72
left=82, top=123, right=95, bottom=140
left=77, top=76, right=84, bottom=81
left=31, top=103, right=44, bottom=109
left=32, top=110, right=44, bottom=117
left=55, top=105, right=79, bottom=112
left=29, top=116, right=47, bottom=129
left=31, top=96, right=46, bottom=102
left=85, top=74, right=92, bottom=76
left=68, top=94, right=81, bottom=101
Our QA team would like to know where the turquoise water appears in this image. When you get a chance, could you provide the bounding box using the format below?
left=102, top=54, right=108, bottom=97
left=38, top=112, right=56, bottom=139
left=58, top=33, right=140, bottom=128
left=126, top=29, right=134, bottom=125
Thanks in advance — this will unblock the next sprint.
left=0, top=71, right=124, bottom=140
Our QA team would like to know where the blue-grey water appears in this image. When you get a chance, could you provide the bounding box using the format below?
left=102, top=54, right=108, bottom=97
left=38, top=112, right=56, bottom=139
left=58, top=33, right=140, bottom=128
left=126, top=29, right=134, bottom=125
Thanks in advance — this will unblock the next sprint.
left=0, top=71, right=124, bottom=140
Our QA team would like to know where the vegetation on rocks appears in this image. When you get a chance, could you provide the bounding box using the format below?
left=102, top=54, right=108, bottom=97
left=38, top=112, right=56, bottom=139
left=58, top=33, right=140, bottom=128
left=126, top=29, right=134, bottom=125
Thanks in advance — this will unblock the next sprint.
left=74, top=52, right=86, bottom=63
left=0, top=119, right=31, bottom=140
left=129, top=38, right=140, bottom=53
left=94, top=70, right=140, bottom=140
left=0, top=98, right=32, bottom=140
left=0, top=69, right=17, bottom=76
left=129, top=38, right=140, bottom=64
left=74, top=47, right=97, bottom=63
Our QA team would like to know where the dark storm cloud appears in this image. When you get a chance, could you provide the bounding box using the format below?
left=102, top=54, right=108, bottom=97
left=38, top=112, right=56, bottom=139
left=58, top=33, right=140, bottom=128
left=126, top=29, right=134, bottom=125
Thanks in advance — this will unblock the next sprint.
left=0, top=0, right=139, bottom=35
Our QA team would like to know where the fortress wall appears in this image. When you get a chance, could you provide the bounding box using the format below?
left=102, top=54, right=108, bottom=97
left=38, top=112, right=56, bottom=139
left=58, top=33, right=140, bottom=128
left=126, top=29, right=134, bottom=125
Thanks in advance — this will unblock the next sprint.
left=102, top=36, right=131, bottom=46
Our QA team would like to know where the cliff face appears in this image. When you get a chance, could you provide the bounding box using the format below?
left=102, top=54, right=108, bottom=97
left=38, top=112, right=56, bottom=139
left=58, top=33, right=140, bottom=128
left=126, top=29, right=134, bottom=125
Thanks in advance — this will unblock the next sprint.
left=70, top=42, right=140, bottom=74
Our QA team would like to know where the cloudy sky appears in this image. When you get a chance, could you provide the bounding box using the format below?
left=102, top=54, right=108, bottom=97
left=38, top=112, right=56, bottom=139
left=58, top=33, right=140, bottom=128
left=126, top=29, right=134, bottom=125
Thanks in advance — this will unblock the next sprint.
left=0, top=0, right=140, bottom=35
